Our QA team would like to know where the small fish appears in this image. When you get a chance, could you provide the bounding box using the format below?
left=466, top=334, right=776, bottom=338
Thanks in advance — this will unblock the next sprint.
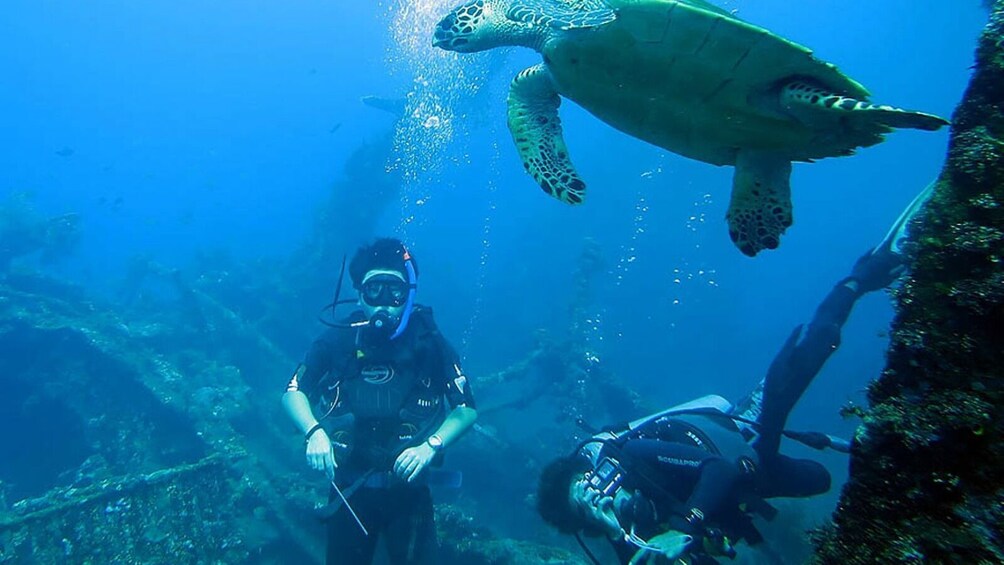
left=329, top=123, right=342, bottom=134
left=361, top=96, right=407, bottom=118
left=55, top=147, right=74, bottom=158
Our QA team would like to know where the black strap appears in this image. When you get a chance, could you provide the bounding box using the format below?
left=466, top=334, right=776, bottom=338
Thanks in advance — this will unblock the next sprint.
left=574, top=532, right=603, bottom=565
left=305, top=423, right=324, bottom=443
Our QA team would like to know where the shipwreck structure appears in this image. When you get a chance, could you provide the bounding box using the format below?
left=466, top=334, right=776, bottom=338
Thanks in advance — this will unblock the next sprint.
left=0, top=170, right=599, bottom=563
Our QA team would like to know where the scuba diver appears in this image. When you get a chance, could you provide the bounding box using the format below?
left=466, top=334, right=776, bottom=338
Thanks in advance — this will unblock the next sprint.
left=282, top=238, right=477, bottom=565
left=536, top=183, right=935, bottom=564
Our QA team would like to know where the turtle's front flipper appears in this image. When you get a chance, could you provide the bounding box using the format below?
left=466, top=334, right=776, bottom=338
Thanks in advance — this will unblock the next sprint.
left=727, top=151, right=793, bottom=257
left=781, top=81, right=949, bottom=132
left=507, top=64, right=586, bottom=205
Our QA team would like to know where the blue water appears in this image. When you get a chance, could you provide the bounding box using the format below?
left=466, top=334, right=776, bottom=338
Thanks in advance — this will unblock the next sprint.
left=0, top=0, right=989, bottom=556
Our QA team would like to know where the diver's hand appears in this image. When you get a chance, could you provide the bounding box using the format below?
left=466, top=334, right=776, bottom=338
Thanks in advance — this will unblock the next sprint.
left=305, top=429, right=337, bottom=480
left=848, top=248, right=905, bottom=294
left=703, top=528, right=737, bottom=559
left=570, top=479, right=623, bottom=538
left=628, top=530, right=694, bottom=565
left=394, top=444, right=435, bottom=482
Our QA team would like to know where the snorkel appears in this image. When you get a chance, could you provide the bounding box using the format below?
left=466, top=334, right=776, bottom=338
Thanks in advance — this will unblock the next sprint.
left=388, top=249, right=417, bottom=340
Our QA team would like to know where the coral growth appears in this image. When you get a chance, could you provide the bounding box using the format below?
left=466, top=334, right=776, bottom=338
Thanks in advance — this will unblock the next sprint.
left=814, top=3, right=1004, bottom=563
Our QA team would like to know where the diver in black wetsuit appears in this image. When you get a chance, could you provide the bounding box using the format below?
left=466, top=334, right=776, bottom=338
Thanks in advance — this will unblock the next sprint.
left=282, top=238, right=477, bottom=565
left=537, top=184, right=934, bottom=564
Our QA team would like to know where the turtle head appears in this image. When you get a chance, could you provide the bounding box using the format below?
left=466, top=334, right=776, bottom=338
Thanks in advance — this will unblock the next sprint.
left=434, top=0, right=522, bottom=53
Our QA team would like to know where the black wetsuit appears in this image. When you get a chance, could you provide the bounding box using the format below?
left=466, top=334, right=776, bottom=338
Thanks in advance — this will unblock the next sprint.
left=752, top=280, right=860, bottom=456
left=294, top=306, right=475, bottom=565
left=592, top=413, right=830, bottom=564
left=591, top=280, right=862, bottom=563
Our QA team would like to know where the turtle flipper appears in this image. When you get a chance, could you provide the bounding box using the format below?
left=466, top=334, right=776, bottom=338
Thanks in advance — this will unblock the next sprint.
left=507, top=0, right=616, bottom=31
left=781, top=81, right=950, bottom=132
left=507, top=64, right=586, bottom=205
left=727, top=151, right=793, bottom=257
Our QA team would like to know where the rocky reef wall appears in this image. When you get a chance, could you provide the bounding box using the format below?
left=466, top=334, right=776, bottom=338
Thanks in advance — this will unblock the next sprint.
left=815, top=3, right=1003, bottom=562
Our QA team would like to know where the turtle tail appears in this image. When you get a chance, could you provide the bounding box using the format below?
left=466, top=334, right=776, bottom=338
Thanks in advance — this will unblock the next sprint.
left=781, top=81, right=950, bottom=132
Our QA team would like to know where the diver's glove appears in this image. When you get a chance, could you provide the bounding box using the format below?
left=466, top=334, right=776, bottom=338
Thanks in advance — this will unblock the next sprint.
left=846, top=248, right=905, bottom=295
left=702, top=528, right=737, bottom=559
left=628, top=530, right=694, bottom=565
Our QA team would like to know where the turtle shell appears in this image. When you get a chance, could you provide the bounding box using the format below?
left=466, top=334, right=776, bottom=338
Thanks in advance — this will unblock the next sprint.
left=543, top=0, right=872, bottom=165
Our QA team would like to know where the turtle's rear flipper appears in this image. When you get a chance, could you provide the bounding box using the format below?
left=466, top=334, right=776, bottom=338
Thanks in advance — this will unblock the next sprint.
left=727, top=151, right=793, bottom=257
left=507, top=64, right=586, bottom=205
left=781, top=81, right=950, bottom=132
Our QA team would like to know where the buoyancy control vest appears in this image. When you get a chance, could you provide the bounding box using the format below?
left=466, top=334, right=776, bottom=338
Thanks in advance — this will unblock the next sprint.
left=648, top=411, right=760, bottom=470
left=579, top=396, right=771, bottom=541
left=317, top=306, right=448, bottom=465
left=581, top=395, right=742, bottom=464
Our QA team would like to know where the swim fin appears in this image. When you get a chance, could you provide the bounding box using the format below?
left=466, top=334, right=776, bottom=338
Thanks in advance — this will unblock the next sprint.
left=872, top=180, right=937, bottom=256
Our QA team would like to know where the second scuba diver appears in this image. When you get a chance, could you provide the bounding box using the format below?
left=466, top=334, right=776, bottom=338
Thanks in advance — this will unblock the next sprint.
left=282, top=238, right=477, bottom=565
left=536, top=183, right=935, bottom=564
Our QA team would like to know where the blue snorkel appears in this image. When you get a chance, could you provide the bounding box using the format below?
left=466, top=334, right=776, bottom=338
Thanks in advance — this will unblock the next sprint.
left=389, top=250, right=417, bottom=340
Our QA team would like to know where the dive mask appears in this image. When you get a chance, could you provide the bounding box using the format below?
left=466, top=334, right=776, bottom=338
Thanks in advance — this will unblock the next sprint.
left=360, top=274, right=409, bottom=307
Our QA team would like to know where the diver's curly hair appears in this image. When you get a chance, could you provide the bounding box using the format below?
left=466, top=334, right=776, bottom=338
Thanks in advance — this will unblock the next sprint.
left=349, top=238, right=419, bottom=289
left=537, top=455, right=592, bottom=534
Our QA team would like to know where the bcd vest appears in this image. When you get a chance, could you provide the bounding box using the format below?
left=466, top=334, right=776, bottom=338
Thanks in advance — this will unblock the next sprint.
left=319, top=308, right=446, bottom=439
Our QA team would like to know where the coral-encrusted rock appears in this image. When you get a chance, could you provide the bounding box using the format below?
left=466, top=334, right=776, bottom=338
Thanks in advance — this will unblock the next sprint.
left=814, top=3, right=1004, bottom=563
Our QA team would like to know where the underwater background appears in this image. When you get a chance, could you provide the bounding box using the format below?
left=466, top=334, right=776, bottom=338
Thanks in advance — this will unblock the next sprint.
left=0, top=0, right=992, bottom=563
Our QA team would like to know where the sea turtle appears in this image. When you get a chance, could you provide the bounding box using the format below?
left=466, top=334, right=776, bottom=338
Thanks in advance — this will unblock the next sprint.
left=432, top=0, right=949, bottom=256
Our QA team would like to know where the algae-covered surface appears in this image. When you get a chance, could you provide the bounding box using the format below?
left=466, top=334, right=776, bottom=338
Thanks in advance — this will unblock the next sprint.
left=815, top=3, right=1004, bottom=562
